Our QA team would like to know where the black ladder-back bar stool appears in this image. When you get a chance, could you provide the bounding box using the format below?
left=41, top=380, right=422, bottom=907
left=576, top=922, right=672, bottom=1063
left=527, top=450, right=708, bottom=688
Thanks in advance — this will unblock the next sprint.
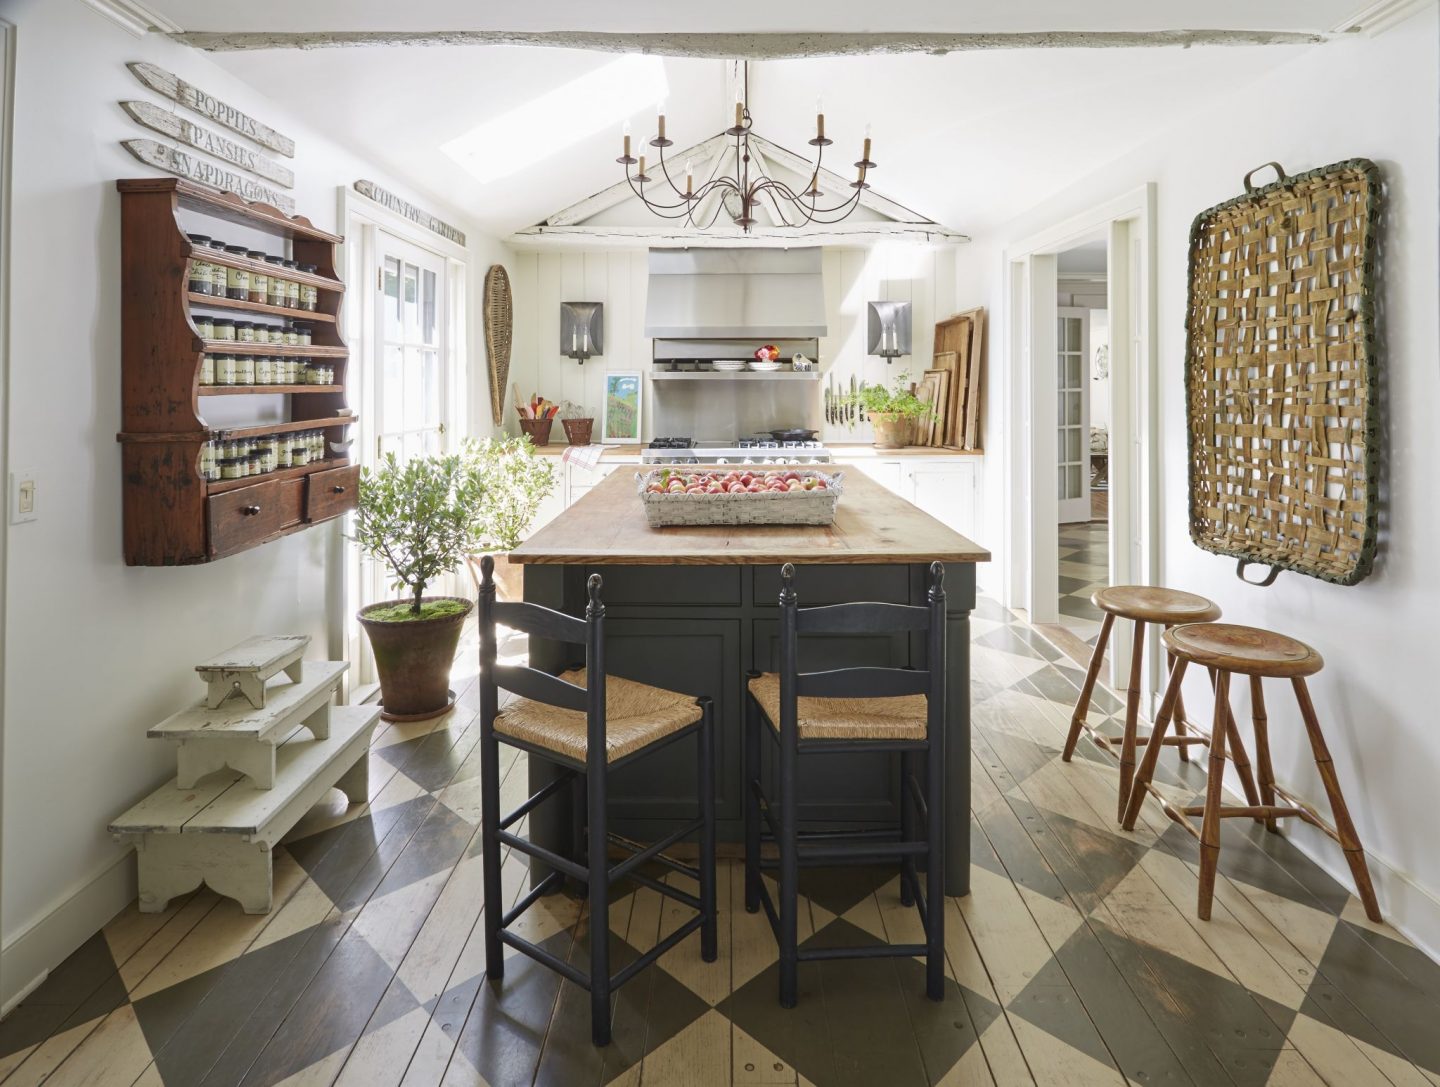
left=477, top=557, right=718, bottom=1047
left=744, top=561, right=948, bottom=1008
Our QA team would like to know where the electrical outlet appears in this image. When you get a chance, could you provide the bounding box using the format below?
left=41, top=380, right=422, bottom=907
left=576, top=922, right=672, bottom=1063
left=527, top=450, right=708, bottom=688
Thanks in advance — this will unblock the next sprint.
left=10, top=470, right=37, bottom=524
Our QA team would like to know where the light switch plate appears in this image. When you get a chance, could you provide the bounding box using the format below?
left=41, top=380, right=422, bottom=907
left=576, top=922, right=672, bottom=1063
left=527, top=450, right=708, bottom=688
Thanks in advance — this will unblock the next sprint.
left=10, top=469, right=37, bottom=524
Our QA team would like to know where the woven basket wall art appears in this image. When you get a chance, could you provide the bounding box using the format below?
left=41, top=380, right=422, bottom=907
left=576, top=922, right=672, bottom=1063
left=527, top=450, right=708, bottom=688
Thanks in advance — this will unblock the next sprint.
left=1185, top=159, right=1380, bottom=586
left=483, top=264, right=513, bottom=427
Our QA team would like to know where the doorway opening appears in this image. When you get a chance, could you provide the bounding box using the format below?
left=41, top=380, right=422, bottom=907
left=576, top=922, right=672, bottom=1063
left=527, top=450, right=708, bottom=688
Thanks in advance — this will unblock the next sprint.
left=1055, top=239, right=1111, bottom=664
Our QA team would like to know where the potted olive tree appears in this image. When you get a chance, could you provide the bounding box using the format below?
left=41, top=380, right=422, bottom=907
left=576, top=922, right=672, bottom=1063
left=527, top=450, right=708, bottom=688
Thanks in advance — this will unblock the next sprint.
left=467, top=435, right=557, bottom=601
left=843, top=372, right=935, bottom=449
left=353, top=444, right=490, bottom=721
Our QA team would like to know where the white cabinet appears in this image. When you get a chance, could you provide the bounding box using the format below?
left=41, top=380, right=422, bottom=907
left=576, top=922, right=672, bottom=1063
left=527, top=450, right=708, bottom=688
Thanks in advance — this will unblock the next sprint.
left=567, top=461, right=624, bottom=505
left=834, top=455, right=983, bottom=542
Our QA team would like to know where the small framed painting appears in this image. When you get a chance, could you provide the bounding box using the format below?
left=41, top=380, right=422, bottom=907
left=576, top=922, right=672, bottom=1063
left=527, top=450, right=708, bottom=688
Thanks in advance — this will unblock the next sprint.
left=601, top=371, right=642, bottom=444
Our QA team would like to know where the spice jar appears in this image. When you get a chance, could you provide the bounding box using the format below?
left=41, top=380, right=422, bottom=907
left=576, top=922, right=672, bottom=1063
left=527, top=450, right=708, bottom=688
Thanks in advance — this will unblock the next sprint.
left=255, top=356, right=274, bottom=385
left=265, top=256, right=288, bottom=307
left=291, top=443, right=310, bottom=467
left=220, top=458, right=243, bottom=480
left=187, top=234, right=213, bottom=295
left=236, top=355, right=255, bottom=385
left=199, top=353, right=215, bottom=386
left=283, top=322, right=299, bottom=347
left=213, top=318, right=236, bottom=342
left=299, top=265, right=319, bottom=311
left=276, top=442, right=292, bottom=469
left=311, top=430, right=325, bottom=460
left=284, top=260, right=302, bottom=308
left=246, top=251, right=268, bottom=303
left=235, top=321, right=255, bottom=344
left=295, top=323, right=313, bottom=346
left=216, top=354, right=237, bottom=386
left=193, top=314, right=215, bottom=339
left=224, top=245, right=249, bottom=300
left=207, top=240, right=228, bottom=295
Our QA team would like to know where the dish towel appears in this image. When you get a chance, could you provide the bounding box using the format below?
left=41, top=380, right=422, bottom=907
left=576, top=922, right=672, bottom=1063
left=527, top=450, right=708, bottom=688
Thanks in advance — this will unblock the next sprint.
left=562, top=444, right=606, bottom=472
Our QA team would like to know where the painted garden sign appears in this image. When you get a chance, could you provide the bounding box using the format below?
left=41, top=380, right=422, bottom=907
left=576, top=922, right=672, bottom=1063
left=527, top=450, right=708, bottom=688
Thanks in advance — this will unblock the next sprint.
left=602, top=372, right=642, bottom=444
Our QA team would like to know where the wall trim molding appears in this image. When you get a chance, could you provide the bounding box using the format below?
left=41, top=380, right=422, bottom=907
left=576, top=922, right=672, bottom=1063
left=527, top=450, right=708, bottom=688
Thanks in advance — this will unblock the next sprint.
left=1331, top=0, right=1436, bottom=34
left=0, top=851, right=135, bottom=1010
left=76, top=0, right=182, bottom=38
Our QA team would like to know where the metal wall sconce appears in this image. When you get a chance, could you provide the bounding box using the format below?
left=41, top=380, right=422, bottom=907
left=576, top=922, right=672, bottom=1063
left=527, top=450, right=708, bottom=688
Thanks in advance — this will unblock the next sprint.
left=560, top=302, right=604, bottom=364
left=867, top=301, right=911, bottom=362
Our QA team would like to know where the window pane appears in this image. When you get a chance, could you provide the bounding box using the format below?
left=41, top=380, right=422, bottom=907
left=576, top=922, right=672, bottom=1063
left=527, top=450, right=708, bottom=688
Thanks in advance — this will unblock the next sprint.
left=383, top=344, right=404, bottom=432
left=422, top=350, right=440, bottom=427
left=402, top=432, right=421, bottom=464
left=1064, top=428, right=1082, bottom=463
left=383, top=257, right=402, bottom=340
left=404, top=346, right=425, bottom=431
left=403, top=263, right=419, bottom=340
left=423, top=429, right=440, bottom=457
left=423, top=269, right=438, bottom=345
left=1065, top=356, right=1083, bottom=388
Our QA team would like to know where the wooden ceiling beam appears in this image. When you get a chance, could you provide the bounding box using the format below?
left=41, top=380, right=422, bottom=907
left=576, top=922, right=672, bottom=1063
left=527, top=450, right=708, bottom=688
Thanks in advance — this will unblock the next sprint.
left=171, top=28, right=1328, bottom=57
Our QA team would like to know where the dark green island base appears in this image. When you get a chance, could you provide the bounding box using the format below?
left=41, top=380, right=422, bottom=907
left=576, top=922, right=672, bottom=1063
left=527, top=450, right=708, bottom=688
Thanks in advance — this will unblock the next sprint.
left=509, top=468, right=989, bottom=897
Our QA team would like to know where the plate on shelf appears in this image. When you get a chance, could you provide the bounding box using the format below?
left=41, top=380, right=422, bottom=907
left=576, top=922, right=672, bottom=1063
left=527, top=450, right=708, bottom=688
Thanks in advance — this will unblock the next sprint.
left=747, top=360, right=782, bottom=372
left=712, top=359, right=746, bottom=371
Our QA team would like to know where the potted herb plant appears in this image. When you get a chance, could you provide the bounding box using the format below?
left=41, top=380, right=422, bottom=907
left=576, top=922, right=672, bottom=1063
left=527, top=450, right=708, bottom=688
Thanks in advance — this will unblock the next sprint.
left=842, top=372, right=935, bottom=449
left=352, top=444, right=490, bottom=721
left=467, top=435, right=557, bottom=601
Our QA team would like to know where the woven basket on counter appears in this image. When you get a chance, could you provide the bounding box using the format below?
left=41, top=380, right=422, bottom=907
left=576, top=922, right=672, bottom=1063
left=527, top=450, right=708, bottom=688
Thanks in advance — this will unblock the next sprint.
left=636, top=468, right=844, bottom=527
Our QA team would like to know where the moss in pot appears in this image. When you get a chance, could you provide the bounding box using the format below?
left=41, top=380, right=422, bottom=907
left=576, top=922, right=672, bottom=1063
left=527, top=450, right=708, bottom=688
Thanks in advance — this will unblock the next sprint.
left=840, top=372, right=936, bottom=449
left=352, top=446, right=492, bottom=721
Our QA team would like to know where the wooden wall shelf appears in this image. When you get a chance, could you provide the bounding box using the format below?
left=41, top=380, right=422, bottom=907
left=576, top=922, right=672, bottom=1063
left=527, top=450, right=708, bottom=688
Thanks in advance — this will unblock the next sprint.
left=117, top=178, right=357, bottom=566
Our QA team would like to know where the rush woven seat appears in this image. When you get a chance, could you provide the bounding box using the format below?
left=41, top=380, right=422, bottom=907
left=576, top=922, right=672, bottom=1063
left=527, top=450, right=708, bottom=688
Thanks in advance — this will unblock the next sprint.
left=1092, top=585, right=1222, bottom=626
left=1164, top=623, right=1323, bottom=679
left=496, top=668, right=700, bottom=763
left=747, top=673, right=927, bottom=742
left=1126, top=620, right=1378, bottom=923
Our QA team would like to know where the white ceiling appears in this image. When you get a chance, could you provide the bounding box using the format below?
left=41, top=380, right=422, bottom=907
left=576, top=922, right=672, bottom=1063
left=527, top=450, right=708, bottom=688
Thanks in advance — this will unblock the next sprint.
left=140, top=1, right=1359, bottom=238
left=145, top=0, right=1366, bottom=34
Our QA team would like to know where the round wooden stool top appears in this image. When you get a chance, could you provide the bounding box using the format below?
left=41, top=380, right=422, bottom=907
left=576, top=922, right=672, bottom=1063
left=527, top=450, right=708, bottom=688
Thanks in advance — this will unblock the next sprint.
left=1163, top=623, right=1323, bottom=678
left=1091, top=585, right=1222, bottom=626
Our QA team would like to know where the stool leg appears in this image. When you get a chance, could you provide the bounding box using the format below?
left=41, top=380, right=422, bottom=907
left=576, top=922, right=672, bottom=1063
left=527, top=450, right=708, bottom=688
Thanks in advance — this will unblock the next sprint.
left=1198, top=671, right=1231, bottom=921
left=1167, top=638, right=1190, bottom=763
left=778, top=721, right=800, bottom=1008
left=1292, top=678, right=1382, bottom=923
left=1064, top=613, right=1115, bottom=762
left=698, top=698, right=718, bottom=963
left=925, top=715, right=946, bottom=1002
left=1249, top=677, right=1279, bottom=833
left=1123, top=658, right=1188, bottom=830
left=743, top=690, right=761, bottom=914
left=900, top=752, right=917, bottom=908
left=1118, top=619, right=1147, bottom=824
left=1209, top=667, right=1264, bottom=820
left=589, top=761, right=612, bottom=1046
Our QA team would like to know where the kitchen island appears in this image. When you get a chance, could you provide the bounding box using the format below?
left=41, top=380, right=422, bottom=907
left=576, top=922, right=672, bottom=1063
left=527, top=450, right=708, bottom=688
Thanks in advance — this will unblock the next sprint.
left=508, top=467, right=990, bottom=896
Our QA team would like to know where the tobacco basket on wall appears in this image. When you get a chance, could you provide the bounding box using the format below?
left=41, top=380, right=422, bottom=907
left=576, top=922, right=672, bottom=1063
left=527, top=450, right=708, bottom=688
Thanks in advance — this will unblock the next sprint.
left=1184, top=159, right=1381, bottom=586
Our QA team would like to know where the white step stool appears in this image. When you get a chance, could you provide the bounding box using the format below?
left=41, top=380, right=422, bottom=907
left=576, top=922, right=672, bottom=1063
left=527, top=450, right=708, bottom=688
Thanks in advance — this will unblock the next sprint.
left=110, top=635, right=381, bottom=914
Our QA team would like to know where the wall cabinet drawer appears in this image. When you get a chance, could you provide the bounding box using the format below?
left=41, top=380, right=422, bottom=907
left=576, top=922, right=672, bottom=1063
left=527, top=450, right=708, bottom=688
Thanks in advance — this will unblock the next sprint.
left=207, top=481, right=282, bottom=558
left=305, top=464, right=359, bottom=523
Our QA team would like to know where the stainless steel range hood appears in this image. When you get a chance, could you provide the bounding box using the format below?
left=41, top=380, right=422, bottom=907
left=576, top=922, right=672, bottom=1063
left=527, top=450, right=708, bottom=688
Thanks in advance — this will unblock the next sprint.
left=644, top=247, right=828, bottom=339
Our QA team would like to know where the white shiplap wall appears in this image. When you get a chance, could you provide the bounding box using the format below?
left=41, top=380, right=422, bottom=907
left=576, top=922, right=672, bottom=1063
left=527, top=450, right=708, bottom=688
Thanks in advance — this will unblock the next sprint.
left=508, top=244, right=961, bottom=443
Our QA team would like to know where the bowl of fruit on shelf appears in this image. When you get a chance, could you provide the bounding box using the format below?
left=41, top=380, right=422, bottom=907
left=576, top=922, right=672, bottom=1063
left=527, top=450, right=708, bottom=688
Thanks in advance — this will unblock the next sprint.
left=636, top=467, right=844, bottom=527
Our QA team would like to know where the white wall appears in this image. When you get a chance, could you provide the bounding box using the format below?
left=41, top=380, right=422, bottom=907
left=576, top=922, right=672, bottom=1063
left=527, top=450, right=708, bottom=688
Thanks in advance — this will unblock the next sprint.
left=507, top=243, right=960, bottom=444
left=0, top=0, right=499, bottom=1004
left=977, top=12, right=1440, bottom=954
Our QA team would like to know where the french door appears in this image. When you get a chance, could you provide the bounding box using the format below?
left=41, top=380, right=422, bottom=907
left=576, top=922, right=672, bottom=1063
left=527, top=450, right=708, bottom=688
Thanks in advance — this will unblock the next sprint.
left=374, top=234, right=448, bottom=464
left=1057, top=307, right=1091, bottom=524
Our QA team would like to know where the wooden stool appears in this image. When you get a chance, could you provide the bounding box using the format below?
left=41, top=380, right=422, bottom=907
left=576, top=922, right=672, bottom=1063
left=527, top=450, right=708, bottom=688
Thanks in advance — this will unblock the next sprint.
left=1122, top=623, right=1381, bottom=923
left=1062, top=586, right=1222, bottom=821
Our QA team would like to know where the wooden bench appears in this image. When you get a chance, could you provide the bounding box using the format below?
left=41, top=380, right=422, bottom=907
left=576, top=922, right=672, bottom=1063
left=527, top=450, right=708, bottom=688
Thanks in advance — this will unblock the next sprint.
left=111, top=704, right=380, bottom=914
left=150, top=661, right=347, bottom=789
left=194, top=633, right=311, bottom=709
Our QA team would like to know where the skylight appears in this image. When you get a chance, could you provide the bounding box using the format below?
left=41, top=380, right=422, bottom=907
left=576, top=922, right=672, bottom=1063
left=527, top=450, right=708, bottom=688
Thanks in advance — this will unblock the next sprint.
left=441, top=56, right=668, bottom=185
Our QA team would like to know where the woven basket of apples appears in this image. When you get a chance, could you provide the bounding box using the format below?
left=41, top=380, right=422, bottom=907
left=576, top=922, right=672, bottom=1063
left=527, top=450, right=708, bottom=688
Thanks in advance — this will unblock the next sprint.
left=636, top=468, right=843, bottom=527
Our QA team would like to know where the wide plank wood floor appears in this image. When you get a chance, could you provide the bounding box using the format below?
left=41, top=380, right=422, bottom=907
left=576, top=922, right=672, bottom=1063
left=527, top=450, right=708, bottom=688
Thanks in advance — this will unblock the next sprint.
left=3, top=598, right=1439, bottom=1086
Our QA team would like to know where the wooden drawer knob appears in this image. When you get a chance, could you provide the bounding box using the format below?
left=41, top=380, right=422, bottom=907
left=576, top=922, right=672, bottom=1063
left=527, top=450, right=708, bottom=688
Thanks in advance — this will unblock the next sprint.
left=331, top=485, right=346, bottom=493
left=242, top=505, right=262, bottom=515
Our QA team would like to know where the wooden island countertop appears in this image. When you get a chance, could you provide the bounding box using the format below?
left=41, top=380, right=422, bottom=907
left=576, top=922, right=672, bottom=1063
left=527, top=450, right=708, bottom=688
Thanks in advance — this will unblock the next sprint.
left=509, top=465, right=990, bottom=566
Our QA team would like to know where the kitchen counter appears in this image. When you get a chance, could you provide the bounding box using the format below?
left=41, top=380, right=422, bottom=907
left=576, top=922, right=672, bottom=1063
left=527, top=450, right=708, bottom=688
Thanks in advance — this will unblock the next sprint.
left=525, top=443, right=982, bottom=459
left=515, top=469, right=988, bottom=897
left=510, top=468, right=990, bottom=566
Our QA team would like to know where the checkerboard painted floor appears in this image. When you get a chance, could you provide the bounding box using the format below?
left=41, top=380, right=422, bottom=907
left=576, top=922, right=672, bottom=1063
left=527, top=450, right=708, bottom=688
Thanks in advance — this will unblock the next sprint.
left=1058, top=520, right=1110, bottom=651
left=3, top=601, right=1438, bottom=1086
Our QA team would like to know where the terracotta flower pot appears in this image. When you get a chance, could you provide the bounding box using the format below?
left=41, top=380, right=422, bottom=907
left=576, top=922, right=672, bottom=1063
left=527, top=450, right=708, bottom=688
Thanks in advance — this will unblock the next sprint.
left=358, top=595, right=473, bottom=721
left=562, top=418, right=594, bottom=445
left=869, top=413, right=916, bottom=449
